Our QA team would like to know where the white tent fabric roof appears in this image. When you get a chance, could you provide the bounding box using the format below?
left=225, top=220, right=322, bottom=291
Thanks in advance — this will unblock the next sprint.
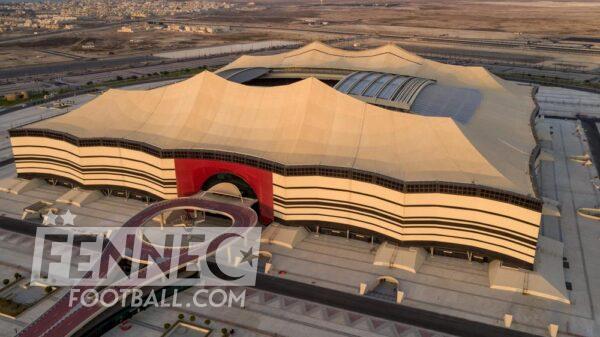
left=219, top=42, right=538, bottom=196
left=25, top=43, right=537, bottom=196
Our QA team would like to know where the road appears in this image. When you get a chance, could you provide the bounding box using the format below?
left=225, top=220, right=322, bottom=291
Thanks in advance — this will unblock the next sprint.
left=228, top=23, right=600, bottom=56
left=255, top=274, right=541, bottom=337
left=0, top=54, right=160, bottom=79
left=0, top=44, right=300, bottom=97
left=75, top=269, right=543, bottom=337
left=0, top=216, right=40, bottom=237
left=5, top=21, right=598, bottom=57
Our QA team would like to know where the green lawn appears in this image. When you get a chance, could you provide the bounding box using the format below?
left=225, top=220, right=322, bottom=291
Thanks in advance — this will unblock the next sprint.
left=0, top=91, right=47, bottom=107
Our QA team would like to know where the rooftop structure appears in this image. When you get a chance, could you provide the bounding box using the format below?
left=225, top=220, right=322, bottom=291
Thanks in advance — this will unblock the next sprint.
left=9, top=42, right=542, bottom=268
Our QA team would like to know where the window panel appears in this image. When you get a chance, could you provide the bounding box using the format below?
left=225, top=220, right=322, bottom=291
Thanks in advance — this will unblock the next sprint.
left=377, top=76, right=409, bottom=100
left=363, top=74, right=394, bottom=97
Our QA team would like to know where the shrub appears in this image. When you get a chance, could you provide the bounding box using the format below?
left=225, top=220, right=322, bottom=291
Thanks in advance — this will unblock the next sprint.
left=178, top=313, right=184, bottom=320
left=45, top=286, right=53, bottom=293
left=2, top=279, right=8, bottom=285
left=164, top=323, right=171, bottom=330
left=190, top=315, right=196, bottom=321
left=14, top=273, right=21, bottom=279
left=204, top=319, right=211, bottom=325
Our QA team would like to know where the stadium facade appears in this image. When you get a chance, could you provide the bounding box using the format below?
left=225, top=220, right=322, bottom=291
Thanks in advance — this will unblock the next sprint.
left=9, top=42, right=542, bottom=268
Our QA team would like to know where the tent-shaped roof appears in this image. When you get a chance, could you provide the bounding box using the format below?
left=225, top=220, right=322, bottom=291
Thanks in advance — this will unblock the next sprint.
left=219, top=42, right=538, bottom=196
left=220, top=41, right=512, bottom=90
left=23, top=67, right=536, bottom=196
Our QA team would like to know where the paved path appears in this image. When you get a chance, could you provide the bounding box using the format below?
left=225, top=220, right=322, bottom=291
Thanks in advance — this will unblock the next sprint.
left=254, top=273, right=540, bottom=337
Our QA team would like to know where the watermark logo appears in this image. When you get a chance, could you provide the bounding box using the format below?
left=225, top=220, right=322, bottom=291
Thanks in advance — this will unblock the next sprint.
left=69, top=288, right=247, bottom=309
left=31, top=226, right=261, bottom=287
left=42, top=209, right=76, bottom=226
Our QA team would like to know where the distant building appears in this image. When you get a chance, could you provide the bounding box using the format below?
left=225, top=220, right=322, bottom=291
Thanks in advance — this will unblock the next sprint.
left=4, top=91, right=28, bottom=101
left=167, top=23, right=183, bottom=32
left=205, top=25, right=230, bottom=33
left=118, top=26, right=133, bottom=33
left=81, top=41, right=95, bottom=49
left=169, top=24, right=230, bottom=34
left=3, top=93, right=17, bottom=102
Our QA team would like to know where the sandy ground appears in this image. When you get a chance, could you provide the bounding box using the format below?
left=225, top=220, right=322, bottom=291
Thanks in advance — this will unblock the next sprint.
left=1, top=0, right=599, bottom=69
left=0, top=24, right=331, bottom=68
left=0, top=49, right=70, bottom=69
left=209, top=0, right=600, bottom=36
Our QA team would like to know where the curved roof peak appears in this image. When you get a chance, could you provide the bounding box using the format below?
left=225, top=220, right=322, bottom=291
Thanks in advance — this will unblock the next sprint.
left=218, top=41, right=514, bottom=91
left=373, top=42, right=424, bottom=63
left=170, top=69, right=326, bottom=94
left=283, top=40, right=424, bottom=65
left=25, top=70, right=529, bottom=195
left=298, top=40, right=419, bottom=56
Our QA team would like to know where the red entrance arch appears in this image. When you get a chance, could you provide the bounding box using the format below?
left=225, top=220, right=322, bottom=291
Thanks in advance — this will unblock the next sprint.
left=174, top=159, right=273, bottom=224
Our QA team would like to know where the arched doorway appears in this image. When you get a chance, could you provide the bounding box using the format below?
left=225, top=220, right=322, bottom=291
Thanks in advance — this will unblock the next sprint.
left=201, top=173, right=260, bottom=216
left=206, top=182, right=243, bottom=199
left=367, top=276, right=400, bottom=302
left=174, top=158, right=274, bottom=224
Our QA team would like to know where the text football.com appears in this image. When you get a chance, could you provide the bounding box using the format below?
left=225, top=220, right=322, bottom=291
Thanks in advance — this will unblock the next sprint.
left=31, top=227, right=262, bottom=308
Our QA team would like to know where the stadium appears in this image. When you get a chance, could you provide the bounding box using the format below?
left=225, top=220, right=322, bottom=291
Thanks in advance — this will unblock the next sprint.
left=8, top=42, right=542, bottom=269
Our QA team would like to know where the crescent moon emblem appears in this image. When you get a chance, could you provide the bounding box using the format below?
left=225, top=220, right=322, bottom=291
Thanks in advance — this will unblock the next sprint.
left=206, top=232, right=244, bottom=281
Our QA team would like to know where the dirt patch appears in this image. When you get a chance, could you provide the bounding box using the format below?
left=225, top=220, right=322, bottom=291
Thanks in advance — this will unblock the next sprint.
left=14, top=36, right=80, bottom=48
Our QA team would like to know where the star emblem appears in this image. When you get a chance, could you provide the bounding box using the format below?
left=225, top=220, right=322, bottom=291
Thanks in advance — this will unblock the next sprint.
left=60, top=209, right=77, bottom=226
left=42, top=211, right=58, bottom=226
left=239, top=247, right=259, bottom=267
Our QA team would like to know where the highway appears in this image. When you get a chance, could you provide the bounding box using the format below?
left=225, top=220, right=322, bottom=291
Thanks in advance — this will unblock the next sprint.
left=228, top=23, right=600, bottom=56
left=0, top=54, right=160, bottom=79
left=5, top=21, right=598, bottom=57
left=15, top=197, right=258, bottom=337
left=0, top=44, right=300, bottom=97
